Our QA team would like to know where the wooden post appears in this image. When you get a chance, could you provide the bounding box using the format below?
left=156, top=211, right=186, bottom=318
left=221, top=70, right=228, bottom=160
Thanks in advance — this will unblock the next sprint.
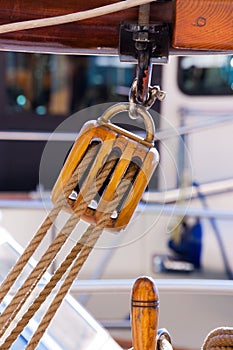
left=131, top=276, right=159, bottom=350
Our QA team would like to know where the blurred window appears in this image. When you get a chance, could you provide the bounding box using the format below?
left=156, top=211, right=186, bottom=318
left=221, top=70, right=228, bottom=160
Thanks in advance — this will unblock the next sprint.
left=0, top=53, right=135, bottom=192
left=5, top=53, right=134, bottom=117
left=178, top=55, right=233, bottom=95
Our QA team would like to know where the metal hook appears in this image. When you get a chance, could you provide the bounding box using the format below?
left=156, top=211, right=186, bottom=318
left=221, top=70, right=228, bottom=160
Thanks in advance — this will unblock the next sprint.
left=136, top=1, right=152, bottom=105
left=157, top=328, right=173, bottom=350
left=129, top=78, right=166, bottom=119
left=119, top=20, right=169, bottom=116
left=130, top=27, right=166, bottom=116
left=136, top=48, right=152, bottom=104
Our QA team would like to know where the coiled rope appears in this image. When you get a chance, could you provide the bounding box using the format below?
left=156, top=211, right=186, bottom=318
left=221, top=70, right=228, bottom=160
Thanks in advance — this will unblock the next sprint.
left=0, top=142, right=138, bottom=349
left=155, top=327, right=233, bottom=350
left=202, top=327, right=233, bottom=350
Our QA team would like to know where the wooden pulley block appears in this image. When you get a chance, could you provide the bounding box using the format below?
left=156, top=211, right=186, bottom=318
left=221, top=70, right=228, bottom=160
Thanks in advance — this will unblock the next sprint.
left=52, top=103, right=159, bottom=230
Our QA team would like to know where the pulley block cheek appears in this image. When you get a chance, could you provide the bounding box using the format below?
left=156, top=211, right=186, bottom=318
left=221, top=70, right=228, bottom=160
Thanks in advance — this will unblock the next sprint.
left=51, top=120, right=117, bottom=209
left=51, top=103, right=159, bottom=231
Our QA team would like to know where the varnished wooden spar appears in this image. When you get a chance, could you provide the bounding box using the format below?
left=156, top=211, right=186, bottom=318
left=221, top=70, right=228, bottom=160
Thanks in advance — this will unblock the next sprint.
left=0, top=0, right=172, bottom=55
left=173, top=0, right=233, bottom=51
left=0, top=0, right=232, bottom=55
left=131, top=276, right=159, bottom=350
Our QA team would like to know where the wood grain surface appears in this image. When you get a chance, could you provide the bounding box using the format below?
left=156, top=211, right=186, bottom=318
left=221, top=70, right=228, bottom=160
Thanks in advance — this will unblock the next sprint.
left=173, top=0, right=233, bottom=50
left=0, top=0, right=232, bottom=55
left=0, top=0, right=172, bottom=55
left=52, top=118, right=159, bottom=230
left=131, top=276, right=159, bottom=350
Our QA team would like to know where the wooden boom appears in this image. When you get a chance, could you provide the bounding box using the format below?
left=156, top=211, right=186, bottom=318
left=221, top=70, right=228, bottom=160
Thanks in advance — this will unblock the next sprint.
left=0, top=0, right=232, bottom=55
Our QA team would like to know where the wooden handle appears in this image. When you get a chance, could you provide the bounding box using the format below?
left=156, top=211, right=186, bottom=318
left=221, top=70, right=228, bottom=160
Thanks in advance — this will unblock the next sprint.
left=131, top=276, right=159, bottom=350
left=173, top=0, right=233, bottom=51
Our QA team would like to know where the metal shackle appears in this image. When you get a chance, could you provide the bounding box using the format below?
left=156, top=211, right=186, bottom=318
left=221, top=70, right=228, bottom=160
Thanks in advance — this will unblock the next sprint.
left=98, top=102, right=155, bottom=144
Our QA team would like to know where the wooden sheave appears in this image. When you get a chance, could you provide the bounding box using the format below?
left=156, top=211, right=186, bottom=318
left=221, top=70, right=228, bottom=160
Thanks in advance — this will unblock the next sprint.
left=0, top=0, right=232, bottom=55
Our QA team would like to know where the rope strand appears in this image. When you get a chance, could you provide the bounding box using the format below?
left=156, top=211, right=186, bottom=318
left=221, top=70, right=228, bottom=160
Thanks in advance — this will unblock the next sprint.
left=26, top=163, right=138, bottom=349
left=0, top=152, right=117, bottom=346
left=0, top=204, right=60, bottom=305
left=0, top=130, right=139, bottom=350
left=1, top=226, right=92, bottom=349
left=0, top=157, right=117, bottom=347
left=202, top=327, right=233, bottom=350
left=0, top=143, right=98, bottom=339
left=0, top=143, right=98, bottom=307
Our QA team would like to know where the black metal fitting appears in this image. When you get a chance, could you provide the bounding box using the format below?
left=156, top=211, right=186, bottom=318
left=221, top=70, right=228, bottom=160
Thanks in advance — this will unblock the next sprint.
left=119, top=23, right=169, bottom=64
left=119, top=23, right=169, bottom=104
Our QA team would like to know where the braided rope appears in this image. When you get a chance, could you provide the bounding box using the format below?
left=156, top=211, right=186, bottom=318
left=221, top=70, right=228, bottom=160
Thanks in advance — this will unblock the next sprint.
left=0, top=144, right=100, bottom=338
left=0, top=132, right=139, bottom=350
left=0, top=156, right=117, bottom=348
left=0, top=205, right=60, bottom=305
left=26, top=225, right=103, bottom=350
left=26, top=163, right=138, bottom=350
left=0, top=142, right=112, bottom=336
left=0, top=150, right=119, bottom=347
left=129, top=327, right=233, bottom=350
left=0, top=219, right=80, bottom=338
left=202, top=327, right=233, bottom=350
left=0, top=143, right=98, bottom=307
left=1, top=227, right=92, bottom=349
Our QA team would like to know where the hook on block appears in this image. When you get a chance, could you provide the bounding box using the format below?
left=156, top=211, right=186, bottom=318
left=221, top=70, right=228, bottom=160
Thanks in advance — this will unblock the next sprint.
left=119, top=23, right=169, bottom=107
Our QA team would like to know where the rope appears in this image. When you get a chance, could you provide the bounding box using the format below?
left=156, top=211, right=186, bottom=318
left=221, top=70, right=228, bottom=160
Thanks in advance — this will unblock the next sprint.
left=26, top=163, right=138, bottom=349
left=1, top=227, right=92, bottom=349
left=0, top=143, right=98, bottom=306
left=0, top=219, right=79, bottom=338
left=5, top=149, right=231, bottom=350
left=0, top=143, right=99, bottom=338
left=129, top=327, right=233, bottom=350
left=0, top=205, right=60, bottom=304
left=0, top=0, right=156, bottom=34
left=202, top=327, right=233, bottom=350
left=26, top=225, right=103, bottom=350
left=0, top=155, right=118, bottom=347
left=0, top=143, right=102, bottom=340
left=0, top=145, right=137, bottom=349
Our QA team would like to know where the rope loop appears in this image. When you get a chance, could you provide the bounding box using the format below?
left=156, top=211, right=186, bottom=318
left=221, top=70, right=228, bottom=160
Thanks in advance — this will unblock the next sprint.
left=202, top=327, right=233, bottom=350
